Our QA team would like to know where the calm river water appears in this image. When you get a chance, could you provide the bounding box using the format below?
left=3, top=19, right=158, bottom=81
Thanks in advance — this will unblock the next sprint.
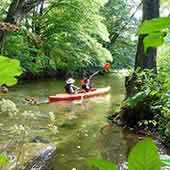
left=1, top=75, right=147, bottom=170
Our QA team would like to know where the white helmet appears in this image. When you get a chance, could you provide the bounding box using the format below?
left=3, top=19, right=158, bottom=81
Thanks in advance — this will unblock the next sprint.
left=66, top=78, right=75, bottom=84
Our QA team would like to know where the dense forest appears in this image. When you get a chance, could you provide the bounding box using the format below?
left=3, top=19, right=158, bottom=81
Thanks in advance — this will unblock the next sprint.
left=1, top=0, right=170, bottom=170
left=0, top=0, right=137, bottom=79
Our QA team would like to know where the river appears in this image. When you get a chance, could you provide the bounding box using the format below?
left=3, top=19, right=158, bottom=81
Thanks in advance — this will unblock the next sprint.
left=0, top=74, right=164, bottom=170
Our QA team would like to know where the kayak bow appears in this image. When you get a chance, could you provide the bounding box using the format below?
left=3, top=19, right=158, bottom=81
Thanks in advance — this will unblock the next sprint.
left=48, top=86, right=111, bottom=102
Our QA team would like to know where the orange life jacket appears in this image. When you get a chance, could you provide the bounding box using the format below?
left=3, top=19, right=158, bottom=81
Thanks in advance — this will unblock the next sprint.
left=81, top=80, right=85, bottom=85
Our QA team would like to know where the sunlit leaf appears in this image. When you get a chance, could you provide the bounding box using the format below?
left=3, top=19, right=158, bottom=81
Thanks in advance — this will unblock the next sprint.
left=160, top=155, right=170, bottom=166
left=87, top=159, right=117, bottom=170
left=139, top=17, right=170, bottom=34
left=0, top=153, right=9, bottom=165
left=0, top=56, right=22, bottom=86
left=128, top=138, right=161, bottom=170
left=143, top=33, right=164, bottom=53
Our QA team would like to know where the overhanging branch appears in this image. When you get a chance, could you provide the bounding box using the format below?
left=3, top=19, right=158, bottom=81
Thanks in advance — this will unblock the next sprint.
left=109, top=1, right=143, bottom=47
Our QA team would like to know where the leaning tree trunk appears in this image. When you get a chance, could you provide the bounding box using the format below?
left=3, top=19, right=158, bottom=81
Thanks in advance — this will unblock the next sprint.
left=126, top=0, right=160, bottom=97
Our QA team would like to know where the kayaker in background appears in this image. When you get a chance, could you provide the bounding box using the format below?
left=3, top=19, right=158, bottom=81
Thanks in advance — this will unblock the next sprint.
left=81, top=77, right=92, bottom=92
left=80, top=63, right=111, bottom=92
left=65, top=78, right=80, bottom=94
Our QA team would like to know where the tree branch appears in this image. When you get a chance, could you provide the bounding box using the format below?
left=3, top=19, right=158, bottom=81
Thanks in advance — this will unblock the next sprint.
left=109, top=1, right=143, bottom=47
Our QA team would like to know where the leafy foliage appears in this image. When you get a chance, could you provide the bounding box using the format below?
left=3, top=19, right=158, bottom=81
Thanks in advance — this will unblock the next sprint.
left=2, top=0, right=115, bottom=77
left=128, top=138, right=160, bottom=170
left=143, top=33, right=164, bottom=52
left=158, top=44, right=170, bottom=72
left=0, top=153, right=9, bottom=165
left=0, top=56, right=22, bottom=86
left=1, top=0, right=137, bottom=77
left=101, top=0, right=137, bottom=69
left=87, top=159, right=117, bottom=170
left=0, top=0, right=10, bottom=20
left=138, top=17, right=170, bottom=52
left=121, top=16, right=170, bottom=143
left=127, top=91, right=147, bottom=108
left=4, top=32, right=45, bottom=75
left=160, top=155, right=170, bottom=166
left=40, top=0, right=112, bottom=73
left=122, top=65, right=170, bottom=143
left=87, top=138, right=170, bottom=170
left=139, top=17, right=170, bottom=34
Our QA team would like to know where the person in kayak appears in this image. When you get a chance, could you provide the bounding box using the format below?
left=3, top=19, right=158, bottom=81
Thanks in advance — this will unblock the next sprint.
left=80, top=63, right=111, bottom=92
left=65, top=78, right=79, bottom=94
left=81, top=77, right=92, bottom=92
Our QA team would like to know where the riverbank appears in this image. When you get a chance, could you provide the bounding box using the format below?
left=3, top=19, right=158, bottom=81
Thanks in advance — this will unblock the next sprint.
left=19, top=66, right=106, bottom=81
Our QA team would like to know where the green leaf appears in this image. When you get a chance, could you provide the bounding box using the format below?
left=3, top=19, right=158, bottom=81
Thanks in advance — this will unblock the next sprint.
left=149, top=90, right=158, bottom=96
left=0, top=56, right=22, bottom=86
left=128, top=138, right=161, bottom=170
left=160, top=155, right=170, bottom=166
left=87, top=159, right=117, bottom=170
left=139, top=17, right=170, bottom=34
left=143, top=33, right=164, bottom=53
left=161, top=160, right=170, bottom=166
left=127, top=91, right=146, bottom=107
left=0, top=153, right=9, bottom=165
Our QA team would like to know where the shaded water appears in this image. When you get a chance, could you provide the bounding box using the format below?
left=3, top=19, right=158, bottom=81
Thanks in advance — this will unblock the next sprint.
left=1, top=75, right=142, bottom=169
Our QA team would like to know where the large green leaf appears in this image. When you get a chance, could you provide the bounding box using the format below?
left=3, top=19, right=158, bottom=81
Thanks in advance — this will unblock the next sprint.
left=0, top=56, right=22, bottom=86
left=138, top=17, right=170, bottom=34
left=87, top=159, right=117, bottom=170
left=0, top=153, right=9, bottom=165
left=128, top=138, right=161, bottom=170
left=143, top=33, right=164, bottom=53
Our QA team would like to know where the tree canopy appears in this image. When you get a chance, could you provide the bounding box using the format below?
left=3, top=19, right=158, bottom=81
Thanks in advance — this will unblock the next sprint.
left=0, top=0, right=137, bottom=77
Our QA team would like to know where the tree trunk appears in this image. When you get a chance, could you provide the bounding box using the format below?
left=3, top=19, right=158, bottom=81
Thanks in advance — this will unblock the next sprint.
left=0, top=0, right=43, bottom=54
left=125, top=0, right=160, bottom=97
left=114, top=0, right=161, bottom=126
left=135, top=0, right=160, bottom=73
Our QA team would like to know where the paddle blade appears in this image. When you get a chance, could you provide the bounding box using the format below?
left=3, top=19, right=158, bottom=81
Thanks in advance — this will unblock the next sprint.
left=103, top=63, right=111, bottom=69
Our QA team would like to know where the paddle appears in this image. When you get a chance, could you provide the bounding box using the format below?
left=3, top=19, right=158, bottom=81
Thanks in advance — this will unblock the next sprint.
left=103, top=63, right=111, bottom=70
left=89, top=63, right=111, bottom=80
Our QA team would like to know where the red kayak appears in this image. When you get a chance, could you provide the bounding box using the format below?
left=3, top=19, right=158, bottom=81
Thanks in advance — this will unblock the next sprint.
left=48, top=86, right=111, bottom=102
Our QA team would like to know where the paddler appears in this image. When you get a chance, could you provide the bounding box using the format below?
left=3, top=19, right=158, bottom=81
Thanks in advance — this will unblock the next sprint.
left=81, top=77, right=92, bottom=92
left=65, top=78, right=80, bottom=94
left=80, top=63, right=111, bottom=92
